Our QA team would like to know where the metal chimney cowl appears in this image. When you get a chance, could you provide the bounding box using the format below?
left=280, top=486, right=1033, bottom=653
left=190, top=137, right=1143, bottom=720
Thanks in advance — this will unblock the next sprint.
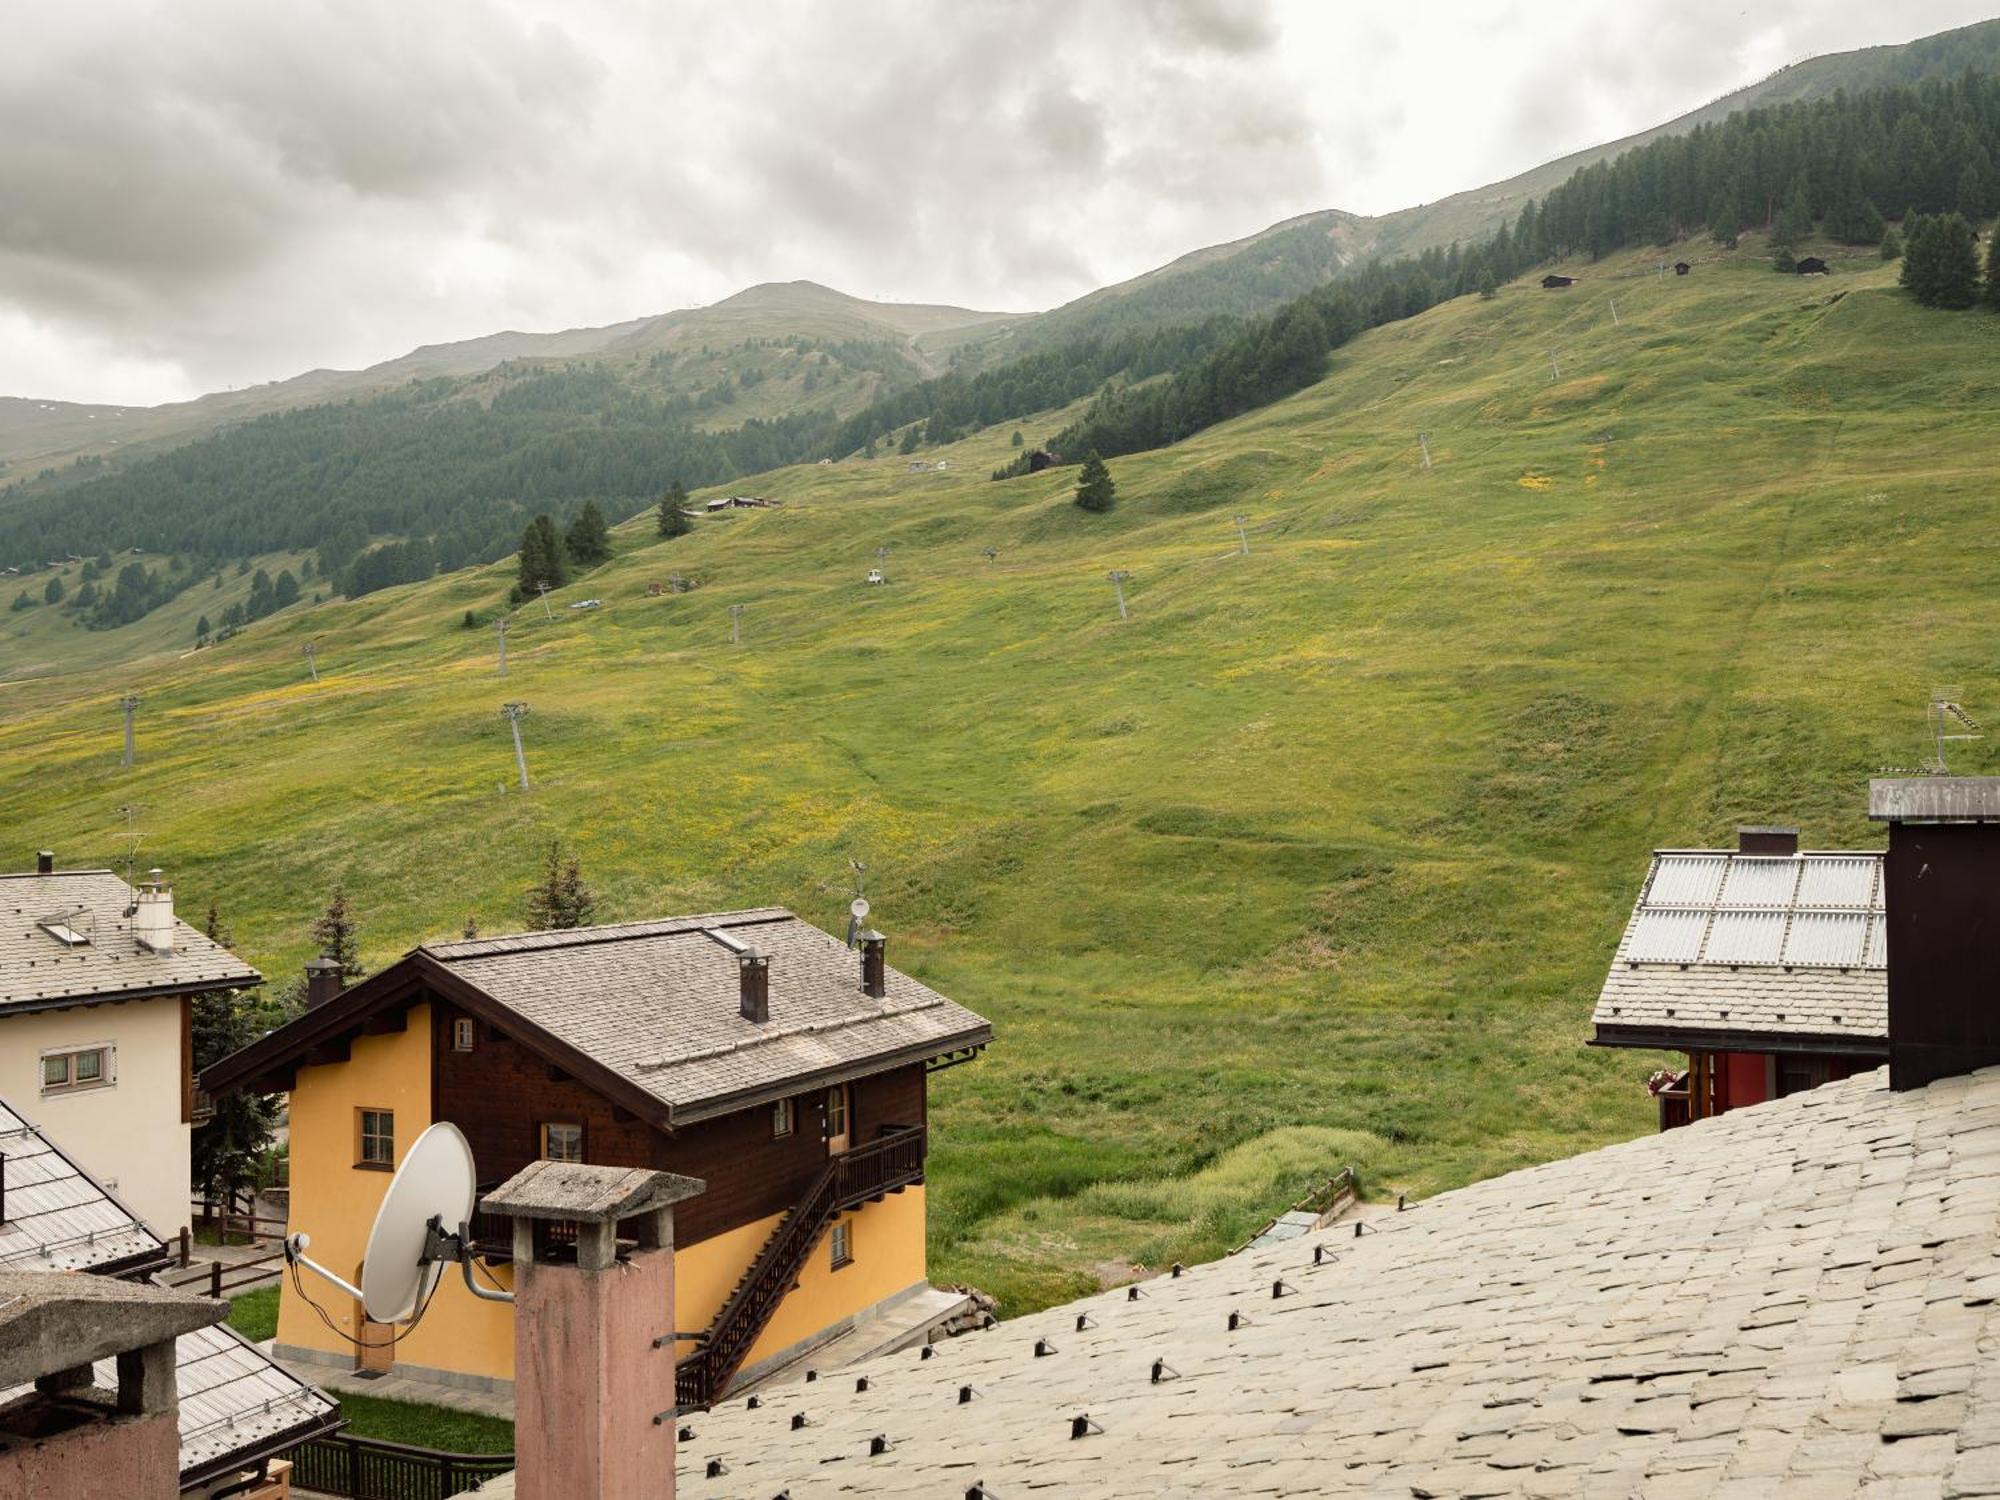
left=132, top=873, right=175, bottom=954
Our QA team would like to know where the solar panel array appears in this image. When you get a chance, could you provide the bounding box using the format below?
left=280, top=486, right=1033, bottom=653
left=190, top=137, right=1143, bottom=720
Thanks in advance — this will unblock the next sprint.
left=1625, top=853, right=1885, bottom=970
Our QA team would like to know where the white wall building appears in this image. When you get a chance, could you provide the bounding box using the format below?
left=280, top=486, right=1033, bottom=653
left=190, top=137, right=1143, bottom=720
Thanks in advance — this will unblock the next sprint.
left=0, top=856, right=261, bottom=1237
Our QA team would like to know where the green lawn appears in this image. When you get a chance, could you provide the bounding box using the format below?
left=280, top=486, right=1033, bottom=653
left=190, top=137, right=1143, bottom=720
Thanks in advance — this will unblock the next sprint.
left=326, top=1392, right=514, bottom=1454
left=227, top=1285, right=280, bottom=1342
left=8, top=236, right=1999, bottom=1315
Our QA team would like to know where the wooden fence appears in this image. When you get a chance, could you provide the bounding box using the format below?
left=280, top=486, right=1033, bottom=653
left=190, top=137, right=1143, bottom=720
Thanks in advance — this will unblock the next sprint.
left=160, top=1205, right=290, bottom=1298
left=292, top=1432, right=513, bottom=1500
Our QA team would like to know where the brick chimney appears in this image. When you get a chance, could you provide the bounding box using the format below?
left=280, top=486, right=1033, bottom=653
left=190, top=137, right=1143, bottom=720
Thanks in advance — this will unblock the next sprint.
left=131, top=871, right=174, bottom=954
left=1869, top=777, right=2000, bottom=1090
left=858, top=930, right=887, bottom=999
left=304, top=957, right=345, bottom=1009
left=1736, top=825, right=1799, bottom=856
left=478, top=1162, right=705, bottom=1500
left=35, top=849, right=53, bottom=875
left=738, top=949, right=770, bottom=1023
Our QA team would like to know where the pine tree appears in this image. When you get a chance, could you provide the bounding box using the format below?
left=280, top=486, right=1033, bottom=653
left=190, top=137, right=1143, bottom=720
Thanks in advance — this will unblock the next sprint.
left=274, top=570, right=299, bottom=607
left=1010, top=430, right=1024, bottom=448
left=1709, top=188, right=1741, bottom=247
left=1772, top=178, right=1812, bottom=249
left=310, top=883, right=365, bottom=980
left=1881, top=225, right=1904, bottom=261
left=195, top=614, right=210, bottom=640
left=191, top=902, right=281, bottom=1206
left=43, top=576, right=63, bottom=604
left=1073, top=452, right=1117, bottom=514
left=658, top=481, right=690, bottom=539
left=524, top=839, right=597, bottom=930
left=517, top=514, right=569, bottom=593
left=1476, top=265, right=1498, bottom=299
left=1905, top=213, right=1981, bottom=308
left=565, top=501, right=611, bottom=566
left=1934, top=214, right=1983, bottom=308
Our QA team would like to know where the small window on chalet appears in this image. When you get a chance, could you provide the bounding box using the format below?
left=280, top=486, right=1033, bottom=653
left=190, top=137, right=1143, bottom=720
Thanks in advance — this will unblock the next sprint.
left=772, top=1098, right=794, bottom=1138
left=829, top=1217, right=853, bottom=1270
left=37, top=918, right=90, bottom=947
left=357, top=1109, right=395, bottom=1168
left=542, top=1123, right=584, bottom=1163
left=452, top=1018, right=476, bottom=1053
left=42, top=1045, right=113, bottom=1095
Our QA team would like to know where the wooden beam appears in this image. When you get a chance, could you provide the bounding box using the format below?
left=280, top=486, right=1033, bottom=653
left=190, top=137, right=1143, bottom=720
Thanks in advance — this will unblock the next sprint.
left=303, top=1036, right=351, bottom=1069
left=545, top=1065, right=572, bottom=1085
left=361, top=1009, right=409, bottom=1036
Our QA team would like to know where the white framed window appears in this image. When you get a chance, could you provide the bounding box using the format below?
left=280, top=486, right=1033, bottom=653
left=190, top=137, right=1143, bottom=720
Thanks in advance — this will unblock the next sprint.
left=41, top=1044, right=114, bottom=1095
left=772, top=1097, right=794, bottom=1138
left=829, top=1217, right=853, bottom=1269
left=452, top=1017, right=476, bottom=1052
left=357, top=1108, right=395, bottom=1168
left=541, top=1122, right=584, bottom=1163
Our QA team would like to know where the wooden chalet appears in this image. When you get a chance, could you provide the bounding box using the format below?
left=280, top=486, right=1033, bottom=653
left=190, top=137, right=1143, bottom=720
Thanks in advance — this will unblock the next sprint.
left=1674, top=261, right=1691, bottom=275
left=1541, top=273, right=1578, bottom=289
left=1590, top=827, right=1887, bottom=1127
left=1796, top=256, right=1830, bottom=275
left=202, top=909, right=989, bottom=1409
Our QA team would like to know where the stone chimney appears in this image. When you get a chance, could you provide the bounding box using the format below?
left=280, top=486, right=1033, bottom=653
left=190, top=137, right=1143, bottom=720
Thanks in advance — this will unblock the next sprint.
left=738, top=949, right=770, bottom=1023
left=1870, top=778, right=2000, bottom=1090
left=478, top=1162, right=705, bottom=1500
left=1736, top=825, right=1799, bottom=856
left=35, top=850, right=53, bottom=875
left=0, top=1269, right=225, bottom=1500
left=304, top=957, right=345, bottom=1009
left=131, top=871, right=174, bottom=954
left=858, top=930, right=887, bottom=999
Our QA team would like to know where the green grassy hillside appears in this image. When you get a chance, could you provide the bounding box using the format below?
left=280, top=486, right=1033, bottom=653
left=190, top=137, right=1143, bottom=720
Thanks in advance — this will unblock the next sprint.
left=4, top=237, right=1996, bottom=1314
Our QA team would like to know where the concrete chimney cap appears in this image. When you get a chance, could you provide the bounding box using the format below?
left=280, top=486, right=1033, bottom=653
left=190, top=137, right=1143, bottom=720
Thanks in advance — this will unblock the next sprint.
left=304, top=956, right=343, bottom=973
left=480, top=1161, right=705, bottom=1224
left=856, top=929, right=886, bottom=944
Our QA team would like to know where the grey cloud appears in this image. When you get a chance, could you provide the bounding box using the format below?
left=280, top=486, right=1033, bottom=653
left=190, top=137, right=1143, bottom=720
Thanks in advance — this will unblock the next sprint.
left=0, top=0, right=1993, bottom=404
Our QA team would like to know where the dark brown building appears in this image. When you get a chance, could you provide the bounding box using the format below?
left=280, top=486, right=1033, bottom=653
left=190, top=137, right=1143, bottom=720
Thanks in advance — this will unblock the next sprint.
left=1870, top=778, right=2000, bottom=1090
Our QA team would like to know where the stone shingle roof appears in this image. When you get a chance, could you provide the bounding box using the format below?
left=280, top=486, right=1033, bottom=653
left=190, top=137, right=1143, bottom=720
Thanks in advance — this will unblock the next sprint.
left=421, top=910, right=991, bottom=1123
left=1591, top=850, right=1888, bottom=1051
left=652, top=1065, right=2000, bottom=1497
left=1869, top=776, right=2000, bottom=823
left=0, top=869, right=261, bottom=1015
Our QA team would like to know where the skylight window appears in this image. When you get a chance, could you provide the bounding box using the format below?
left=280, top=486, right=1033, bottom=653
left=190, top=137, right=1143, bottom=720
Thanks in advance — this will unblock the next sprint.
left=36, top=919, right=89, bottom=948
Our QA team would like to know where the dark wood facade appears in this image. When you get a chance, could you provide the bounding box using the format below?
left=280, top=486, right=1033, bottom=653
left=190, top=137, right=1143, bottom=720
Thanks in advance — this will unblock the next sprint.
left=430, top=1001, right=927, bottom=1248
left=1884, top=820, right=2000, bottom=1090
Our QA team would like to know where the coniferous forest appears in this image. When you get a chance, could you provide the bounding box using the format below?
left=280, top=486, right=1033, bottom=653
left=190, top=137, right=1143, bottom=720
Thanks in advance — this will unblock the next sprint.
left=4, top=72, right=2000, bottom=627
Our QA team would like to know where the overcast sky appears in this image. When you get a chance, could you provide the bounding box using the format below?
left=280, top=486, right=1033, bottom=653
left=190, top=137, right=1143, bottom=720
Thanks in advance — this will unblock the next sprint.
left=4, top=0, right=1995, bottom=407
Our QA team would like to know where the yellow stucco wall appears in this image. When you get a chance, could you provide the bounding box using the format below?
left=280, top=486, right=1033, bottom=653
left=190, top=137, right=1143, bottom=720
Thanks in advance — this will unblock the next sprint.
left=278, top=1003, right=514, bottom=1378
left=277, top=1006, right=928, bottom=1384
left=747, top=1186, right=928, bottom=1368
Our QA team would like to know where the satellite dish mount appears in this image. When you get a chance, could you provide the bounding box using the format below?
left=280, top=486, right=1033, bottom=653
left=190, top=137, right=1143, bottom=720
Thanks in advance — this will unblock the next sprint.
left=284, top=1122, right=513, bottom=1330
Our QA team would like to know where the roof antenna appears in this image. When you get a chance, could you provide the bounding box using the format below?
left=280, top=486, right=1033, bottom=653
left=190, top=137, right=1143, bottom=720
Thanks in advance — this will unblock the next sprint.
left=846, top=859, right=869, bottom=949
left=1880, top=690, right=1982, bottom=776
left=116, top=804, right=145, bottom=906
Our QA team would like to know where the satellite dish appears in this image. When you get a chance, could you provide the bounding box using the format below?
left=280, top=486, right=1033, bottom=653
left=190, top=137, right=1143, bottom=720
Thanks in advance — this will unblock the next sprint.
left=850, top=896, right=870, bottom=921
left=360, top=1122, right=477, bottom=1323
left=282, top=1119, right=511, bottom=1331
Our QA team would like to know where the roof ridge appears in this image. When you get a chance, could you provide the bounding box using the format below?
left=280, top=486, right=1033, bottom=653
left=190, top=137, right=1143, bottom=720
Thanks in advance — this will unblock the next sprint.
left=0, top=869, right=118, bottom=881
left=422, top=907, right=794, bottom=960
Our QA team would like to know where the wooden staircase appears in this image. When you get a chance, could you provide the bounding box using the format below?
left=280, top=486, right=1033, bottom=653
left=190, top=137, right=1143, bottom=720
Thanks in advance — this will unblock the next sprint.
left=676, top=1123, right=926, bottom=1410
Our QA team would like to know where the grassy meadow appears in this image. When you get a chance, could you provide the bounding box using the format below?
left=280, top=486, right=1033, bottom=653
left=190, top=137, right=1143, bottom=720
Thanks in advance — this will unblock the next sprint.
left=4, top=236, right=1998, bottom=1314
